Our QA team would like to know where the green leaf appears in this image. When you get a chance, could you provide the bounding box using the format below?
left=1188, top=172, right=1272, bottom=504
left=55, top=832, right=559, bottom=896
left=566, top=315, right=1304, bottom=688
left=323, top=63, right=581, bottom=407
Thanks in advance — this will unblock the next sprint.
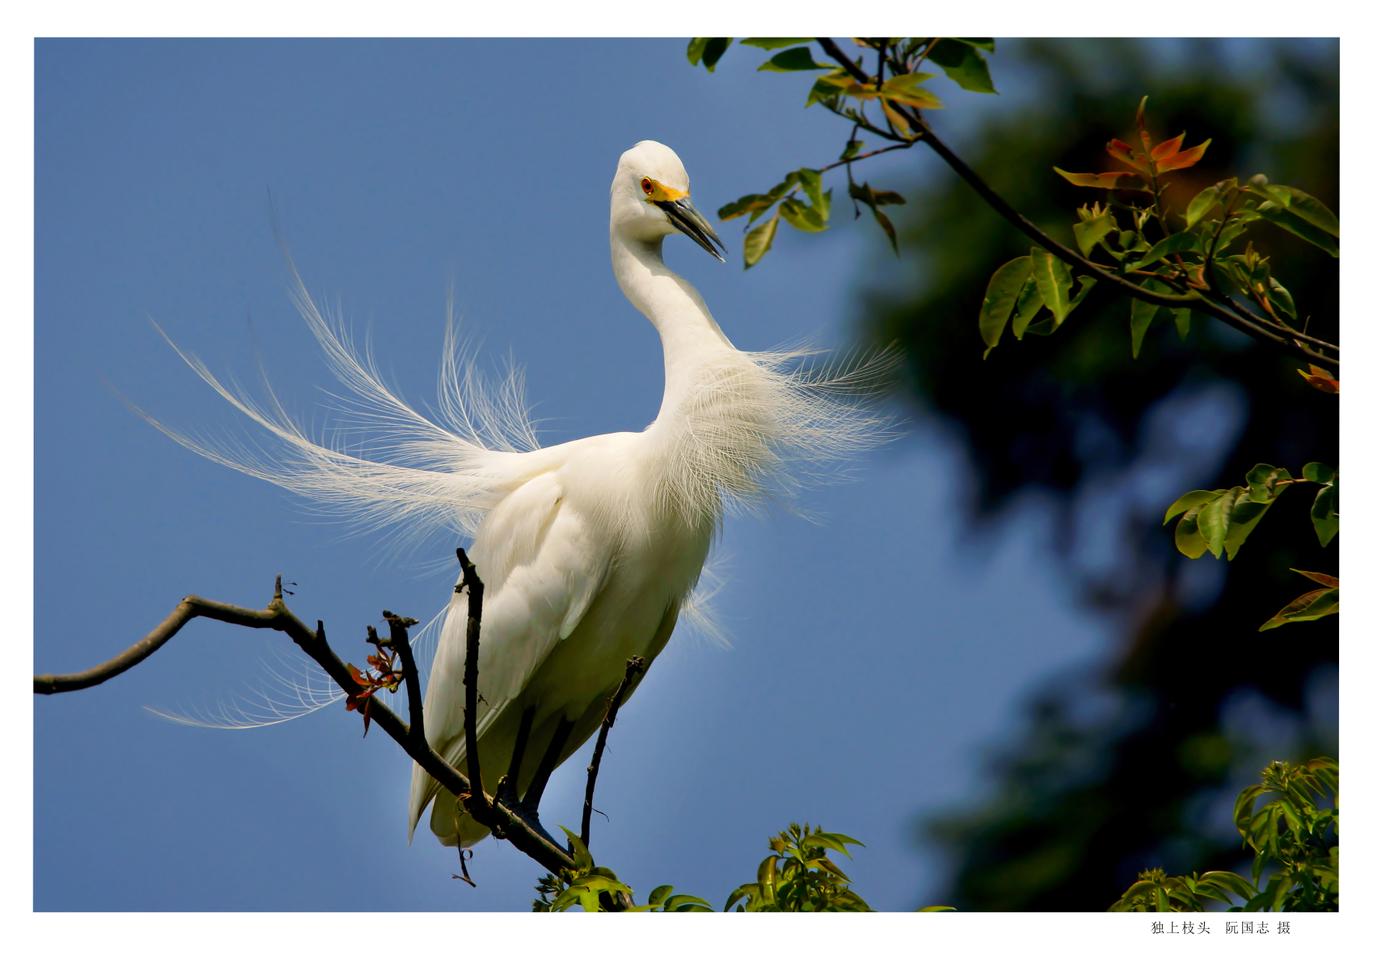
left=979, top=256, right=1033, bottom=353
left=648, top=884, right=672, bottom=907
left=1302, top=461, right=1335, bottom=484
left=779, top=198, right=827, bottom=233
left=1244, top=463, right=1287, bottom=503
left=743, top=212, right=780, bottom=268
left=740, top=38, right=814, bottom=50
left=1185, top=185, right=1221, bottom=229
left=876, top=73, right=943, bottom=109
left=718, top=193, right=776, bottom=222
left=840, top=139, right=864, bottom=162
left=758, top=46, right=831, bottom=72
left=1311, top=477, right=1338, bottom=546
left=1030, top=248, right=1072, bottom=326
left=1173, top=506, right=1209, bottom=559
left=1010, top=278, right=1043, bottom=339
left=1129, top=298, right=1160, bottom=359
left=1164, top=489, right=1223, bottom=524
left=686, top=38, right=732, bottom=71
left=1197, top=486, right=1241, bottom=559
left=1224, top=487, right=1287, bottom=560
left=1255, top=203, right=1339, bottom=257
left=1250, top=183, right=1339, bottom=238
left=926, top=39, right=997, bottom=94
left=1125, top=230, right=1205, bottom=270
left=1172, top=306, right=1191, bottom=340
left=1259, top=587, right=1339, bottom=631
left=1072, top=208, right=1117, bottom=258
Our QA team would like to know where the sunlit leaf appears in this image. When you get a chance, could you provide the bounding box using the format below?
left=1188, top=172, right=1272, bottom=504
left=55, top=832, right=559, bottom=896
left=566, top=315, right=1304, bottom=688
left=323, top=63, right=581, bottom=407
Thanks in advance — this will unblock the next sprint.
left=1259, top=587, right=1339, bottom=631
left=1197, top=486, right=1241, bottom=559
left=1053, top=167, right=1145, bottom=190
left=875, top=73, right=943, bottom=109
left=979, top=256, right=1032, bottom=353
left=1010, top=278, right=1043, bottom=339
left=1106, top=138, right=1145, bottom=171
left=1155, top=137, right=1211, bottom=173
left=1311, top=476, right=1338, bottom=546
left=1173, top=506, right=1208, bottom=559
left=1072, top=204, right=1117, bottom=258
left=1030, top=248, right=1072, bottom=326
left=1164, top=489, right=1223, bottom=524
left=743, top=211, right=780, bottom=268
left=1302, top=461, right=1335, bottom=484
left=779, top=198, right=827, bottom=232
left=1297, top=365, right=1339, bottom=394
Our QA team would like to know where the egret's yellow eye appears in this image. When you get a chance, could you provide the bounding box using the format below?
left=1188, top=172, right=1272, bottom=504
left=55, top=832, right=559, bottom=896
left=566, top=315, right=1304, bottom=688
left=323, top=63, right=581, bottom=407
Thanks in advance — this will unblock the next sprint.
left=641, top=178, right=654, bottom=196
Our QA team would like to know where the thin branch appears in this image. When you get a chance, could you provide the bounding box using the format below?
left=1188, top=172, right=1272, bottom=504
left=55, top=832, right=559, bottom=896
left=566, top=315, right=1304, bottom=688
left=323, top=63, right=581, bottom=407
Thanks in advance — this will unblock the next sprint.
left=580, top=655, right=646, bottom=849
left=816, top=141, right=914, bottom=175
left=814, top=38, right=1339, bottom=369
left=33, top=575, right=576, bottom=878
left=454, top=547, right=492, bottom=828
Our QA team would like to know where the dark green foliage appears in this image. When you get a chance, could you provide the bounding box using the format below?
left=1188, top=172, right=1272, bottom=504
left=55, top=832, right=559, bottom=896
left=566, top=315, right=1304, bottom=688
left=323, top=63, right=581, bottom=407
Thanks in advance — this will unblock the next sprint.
left=533, top=823, right=871, bottom=912
left=1111, top=758, right=1337, bottom=911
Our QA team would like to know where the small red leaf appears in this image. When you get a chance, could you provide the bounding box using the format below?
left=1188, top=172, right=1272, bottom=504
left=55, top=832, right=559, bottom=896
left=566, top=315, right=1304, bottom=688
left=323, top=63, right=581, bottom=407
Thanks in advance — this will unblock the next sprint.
left=1106, top=139, right=1145, bottom=171
left=1156, top=139, right=1211, bottom=173
left=1151, top=132, right=1186, bottom=161
left=1297, top=364, right=1339, bottom=394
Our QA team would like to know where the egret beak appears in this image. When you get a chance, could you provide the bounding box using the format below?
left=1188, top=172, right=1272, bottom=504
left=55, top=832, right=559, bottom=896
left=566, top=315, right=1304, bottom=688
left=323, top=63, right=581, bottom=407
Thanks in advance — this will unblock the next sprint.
left=657, top=197, right=727, bottom=263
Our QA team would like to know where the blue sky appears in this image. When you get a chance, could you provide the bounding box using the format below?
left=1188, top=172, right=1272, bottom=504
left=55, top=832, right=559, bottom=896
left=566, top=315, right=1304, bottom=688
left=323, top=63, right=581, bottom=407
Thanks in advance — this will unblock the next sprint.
left=33, top=36, right=1216, bottom=912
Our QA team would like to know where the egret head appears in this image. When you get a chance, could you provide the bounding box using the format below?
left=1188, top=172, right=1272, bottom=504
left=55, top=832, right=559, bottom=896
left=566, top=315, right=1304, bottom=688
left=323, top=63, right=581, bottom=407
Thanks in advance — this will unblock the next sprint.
left=611, top=140, right=726, bottom=262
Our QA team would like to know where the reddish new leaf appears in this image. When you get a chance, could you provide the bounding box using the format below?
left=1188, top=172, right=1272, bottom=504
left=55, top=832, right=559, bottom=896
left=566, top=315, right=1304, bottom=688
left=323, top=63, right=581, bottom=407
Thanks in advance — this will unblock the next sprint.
left=1106, top=139, right=1146, bottom=172
left=1156, top=139, right=1211, bottom=173
left=1297, top=364, right=1339, bottom=394
left=1151, top=132, right=1186, bottom=161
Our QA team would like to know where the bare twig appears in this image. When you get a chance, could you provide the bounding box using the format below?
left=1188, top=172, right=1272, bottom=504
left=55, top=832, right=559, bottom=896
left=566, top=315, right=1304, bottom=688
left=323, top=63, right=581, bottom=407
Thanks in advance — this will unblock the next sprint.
left=581, top=655, right=646, bottom=848
left=814, top=37, right=1339, bottom=369
left=454, top=547, right=493, bottom=829
left=33, top=574, right=576, bottom=878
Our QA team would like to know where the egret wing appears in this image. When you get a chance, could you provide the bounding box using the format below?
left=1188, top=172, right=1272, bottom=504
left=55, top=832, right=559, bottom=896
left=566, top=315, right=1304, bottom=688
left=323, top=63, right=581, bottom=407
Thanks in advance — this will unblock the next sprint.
left=407, top=467, right=610, bottom=836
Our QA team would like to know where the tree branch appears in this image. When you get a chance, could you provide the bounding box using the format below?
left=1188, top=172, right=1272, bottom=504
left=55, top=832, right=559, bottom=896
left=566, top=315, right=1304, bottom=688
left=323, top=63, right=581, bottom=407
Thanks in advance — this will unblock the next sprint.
left=34, top=571, right=576, bottom=878
left=814, top=37, right=1339, bottom=368
left=581, top=655, right=646, bottom=849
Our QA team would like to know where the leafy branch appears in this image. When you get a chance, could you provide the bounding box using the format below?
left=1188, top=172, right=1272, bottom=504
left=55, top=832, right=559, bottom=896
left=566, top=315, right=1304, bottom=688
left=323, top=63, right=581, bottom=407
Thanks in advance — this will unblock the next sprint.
left=1111, top=758, right=1337, bottom=912
left=687, top=37, right=1339, bottom=368
left=533, top=823, right=876, bottom=912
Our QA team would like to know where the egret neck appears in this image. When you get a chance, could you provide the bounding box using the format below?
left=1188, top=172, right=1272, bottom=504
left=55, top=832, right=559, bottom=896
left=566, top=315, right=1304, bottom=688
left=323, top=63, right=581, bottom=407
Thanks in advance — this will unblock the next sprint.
left=610, top=233, right=735, bottom=420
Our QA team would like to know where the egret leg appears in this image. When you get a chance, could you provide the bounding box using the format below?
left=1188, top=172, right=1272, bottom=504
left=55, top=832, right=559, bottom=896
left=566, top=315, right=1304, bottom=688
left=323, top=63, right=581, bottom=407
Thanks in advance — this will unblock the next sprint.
left=498, top=706, right=537, bottom=806
left=521, top=718, right=574, bottom=816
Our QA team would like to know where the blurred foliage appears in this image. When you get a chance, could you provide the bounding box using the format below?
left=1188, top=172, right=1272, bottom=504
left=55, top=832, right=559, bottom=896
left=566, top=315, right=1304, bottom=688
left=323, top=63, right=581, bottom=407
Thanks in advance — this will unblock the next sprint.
left=693, top=37, right=1338, bottom=911
left=1111, top=758, right=1337, bottom=911
left=532, top=823, right=872, bottom=912
left=858, top=38, right=1338, bottom=911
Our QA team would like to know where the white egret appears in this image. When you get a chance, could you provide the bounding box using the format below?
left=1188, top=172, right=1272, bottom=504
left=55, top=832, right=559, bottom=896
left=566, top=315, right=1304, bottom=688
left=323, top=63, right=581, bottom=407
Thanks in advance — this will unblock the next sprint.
left=155, top=141, right=887, bottom=848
